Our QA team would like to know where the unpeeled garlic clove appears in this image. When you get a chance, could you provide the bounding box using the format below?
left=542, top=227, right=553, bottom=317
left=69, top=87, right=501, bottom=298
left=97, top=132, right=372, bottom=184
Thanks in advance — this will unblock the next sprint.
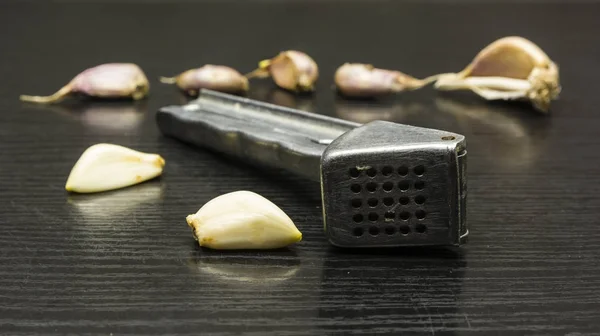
left=334, top=63, right=429, bottom=97
left=160, top=65, right=249, bottom=96
left=186, top=191, right=302, bottom=250
left=20, top=63, right=150, bottom=104
left=246, top=50, right=318, bottom=92
left=433, top=36, right=561, bottom=112
left=65, top=143, right=165, bottom=193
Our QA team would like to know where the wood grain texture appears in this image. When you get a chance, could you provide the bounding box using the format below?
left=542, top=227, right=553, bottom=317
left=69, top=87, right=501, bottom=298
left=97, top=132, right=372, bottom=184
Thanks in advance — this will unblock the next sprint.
left=1, top=1, right=600, bottom=335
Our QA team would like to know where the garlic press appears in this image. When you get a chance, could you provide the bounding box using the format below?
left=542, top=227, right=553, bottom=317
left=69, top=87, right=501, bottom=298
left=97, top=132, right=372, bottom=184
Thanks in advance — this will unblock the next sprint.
left=156, top=90, right=468, bottom=248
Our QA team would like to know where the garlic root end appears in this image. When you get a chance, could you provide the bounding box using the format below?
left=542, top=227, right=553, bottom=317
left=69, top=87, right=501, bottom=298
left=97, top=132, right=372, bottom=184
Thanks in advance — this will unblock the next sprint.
left=244, top=68, right=271, bottom=79
left=19, top=84, right=73, bottom=104
left=159, top=76, right=177, bottom=84
left=186, top=215, right=196, bottom=228
left=244, top=59, right=273, bottom=79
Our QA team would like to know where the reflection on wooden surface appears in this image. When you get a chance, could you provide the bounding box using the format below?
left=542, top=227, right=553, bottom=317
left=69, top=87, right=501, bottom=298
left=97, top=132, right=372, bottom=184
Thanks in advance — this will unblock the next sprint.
left=187, top=249, right=302, bottom=287
left=68, top=181, right=165, bottom=218
left=24, top=100, right=148, bottom=133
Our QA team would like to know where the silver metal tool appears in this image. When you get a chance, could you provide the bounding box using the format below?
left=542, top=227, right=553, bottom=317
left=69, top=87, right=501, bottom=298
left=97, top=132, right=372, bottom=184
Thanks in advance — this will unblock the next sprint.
left=156, top=89, right=468, bottom=248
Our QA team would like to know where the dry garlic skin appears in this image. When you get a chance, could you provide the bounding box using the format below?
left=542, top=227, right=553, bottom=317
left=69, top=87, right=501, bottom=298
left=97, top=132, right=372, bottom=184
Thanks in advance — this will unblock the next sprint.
left=434, top=36, right=560, bottom=112
left=271, top=50, right=319, bottom=91
left=247, top=50, right=319, bottom=92
left=160, top=65, right=249, bottom=94
left=181, top=65, right=248, bottom=93
left=186, top=191, right=302, bottom=250
left=334, top=63, right=425, bottom=97
left=269, top=57, right=299, bottom=91
left=73, top=63, right=150, bottom=99
left=20, top=63, right=149, bottom=104
left=465, top=36, right=554, bottom=79
left=65, top=143, right=165, bottom=193
left=467, top=36, right=560, bottom=111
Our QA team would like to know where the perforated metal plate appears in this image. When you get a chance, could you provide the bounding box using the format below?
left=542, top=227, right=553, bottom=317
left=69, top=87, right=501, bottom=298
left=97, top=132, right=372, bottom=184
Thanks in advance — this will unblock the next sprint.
left=320, top=120, right=466, bottom=247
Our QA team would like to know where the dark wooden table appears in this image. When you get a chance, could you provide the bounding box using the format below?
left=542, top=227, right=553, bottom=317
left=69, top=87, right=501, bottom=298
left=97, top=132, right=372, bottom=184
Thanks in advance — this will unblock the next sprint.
left=2, top=1, right=599, bottom=335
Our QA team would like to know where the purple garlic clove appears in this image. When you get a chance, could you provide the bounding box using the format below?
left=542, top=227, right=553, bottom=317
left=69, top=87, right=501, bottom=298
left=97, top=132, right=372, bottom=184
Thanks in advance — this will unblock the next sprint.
left=20, top=63, right=150, bottom=104
left=246, top=50, right=319, bottom=92
left=334, top=63, right=429, bottom=98
left=160, top=65, right=249, bottom=96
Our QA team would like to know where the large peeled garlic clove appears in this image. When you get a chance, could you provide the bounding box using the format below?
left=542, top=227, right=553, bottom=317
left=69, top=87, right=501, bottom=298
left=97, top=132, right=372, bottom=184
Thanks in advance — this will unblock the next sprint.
left=186, top=191, right=302, bottom=250
left=246, top=50, right=318, bottom=92
left=434, top=36, right=561, bottom=112
left=65, top=143, right=165, bottom=193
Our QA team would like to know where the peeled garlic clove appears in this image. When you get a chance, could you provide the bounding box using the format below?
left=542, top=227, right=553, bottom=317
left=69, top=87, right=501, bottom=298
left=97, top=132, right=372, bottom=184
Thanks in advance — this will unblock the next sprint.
left=65, top=143, right=165, bottom=193
left=186, top=191, right=302, bottom=250
left=246, top=50, right=318, bottom=92
left=160, top=65, right=249, bottom=96
left=334, top=63, right=428, bottom=97
left=20, top=63, right=150, bottom=104
left=434, top=36, right=560, bottom=112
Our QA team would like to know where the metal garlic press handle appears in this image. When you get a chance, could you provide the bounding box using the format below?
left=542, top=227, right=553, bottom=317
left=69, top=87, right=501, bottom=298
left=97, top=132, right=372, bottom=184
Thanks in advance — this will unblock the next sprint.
left=156, top=89, right=360, bottom=181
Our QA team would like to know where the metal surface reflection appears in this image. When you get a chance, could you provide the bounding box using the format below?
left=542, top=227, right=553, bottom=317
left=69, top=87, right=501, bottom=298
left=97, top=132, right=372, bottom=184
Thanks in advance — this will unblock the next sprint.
left=67, top=181, right=165, bottom=218
left=187, top=249, right=301, bottom=286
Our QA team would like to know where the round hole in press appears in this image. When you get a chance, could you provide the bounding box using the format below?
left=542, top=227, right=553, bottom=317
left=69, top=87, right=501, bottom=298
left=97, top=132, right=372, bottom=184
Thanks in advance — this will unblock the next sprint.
left=369, top=226, right=380, bottom=236
left=349, top=167, right=360, bottom=178
left=399, top=211, right=411, bottom=221
left=414, top=165, right=426, bottom=176
left=399, top=225, right=410, bottom=235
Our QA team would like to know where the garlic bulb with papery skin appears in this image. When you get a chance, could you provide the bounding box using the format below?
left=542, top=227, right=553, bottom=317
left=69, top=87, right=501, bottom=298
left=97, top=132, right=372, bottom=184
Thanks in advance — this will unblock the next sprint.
left=65, top=143, right=165, bottom=193
left=335, top=63, right=430, bottom=97
left=186, top=191, right=302, bottom=250
left=434, top=36, right=561, bottom=112
left=20, top=63, right=149, bottom=104
left=246, top=50, right=318, bottom=92
left=160, top=65, right=249, bottom=96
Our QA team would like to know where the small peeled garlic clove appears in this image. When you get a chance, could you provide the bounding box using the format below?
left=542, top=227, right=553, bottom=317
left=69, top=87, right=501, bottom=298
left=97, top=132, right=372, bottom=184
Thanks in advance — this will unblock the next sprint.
left=186, top=191, right=302, bottom=250
left=159, top=65, right=249, bottom=96
left=246, top=50, right=318, bottom=92
left=20, top=63, right=150, bottom=104
left=334, top=63, right=430, bottom=97
left=65, top=143, right=165, bottom=193
left=433, top=36, right=561, bottom=112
